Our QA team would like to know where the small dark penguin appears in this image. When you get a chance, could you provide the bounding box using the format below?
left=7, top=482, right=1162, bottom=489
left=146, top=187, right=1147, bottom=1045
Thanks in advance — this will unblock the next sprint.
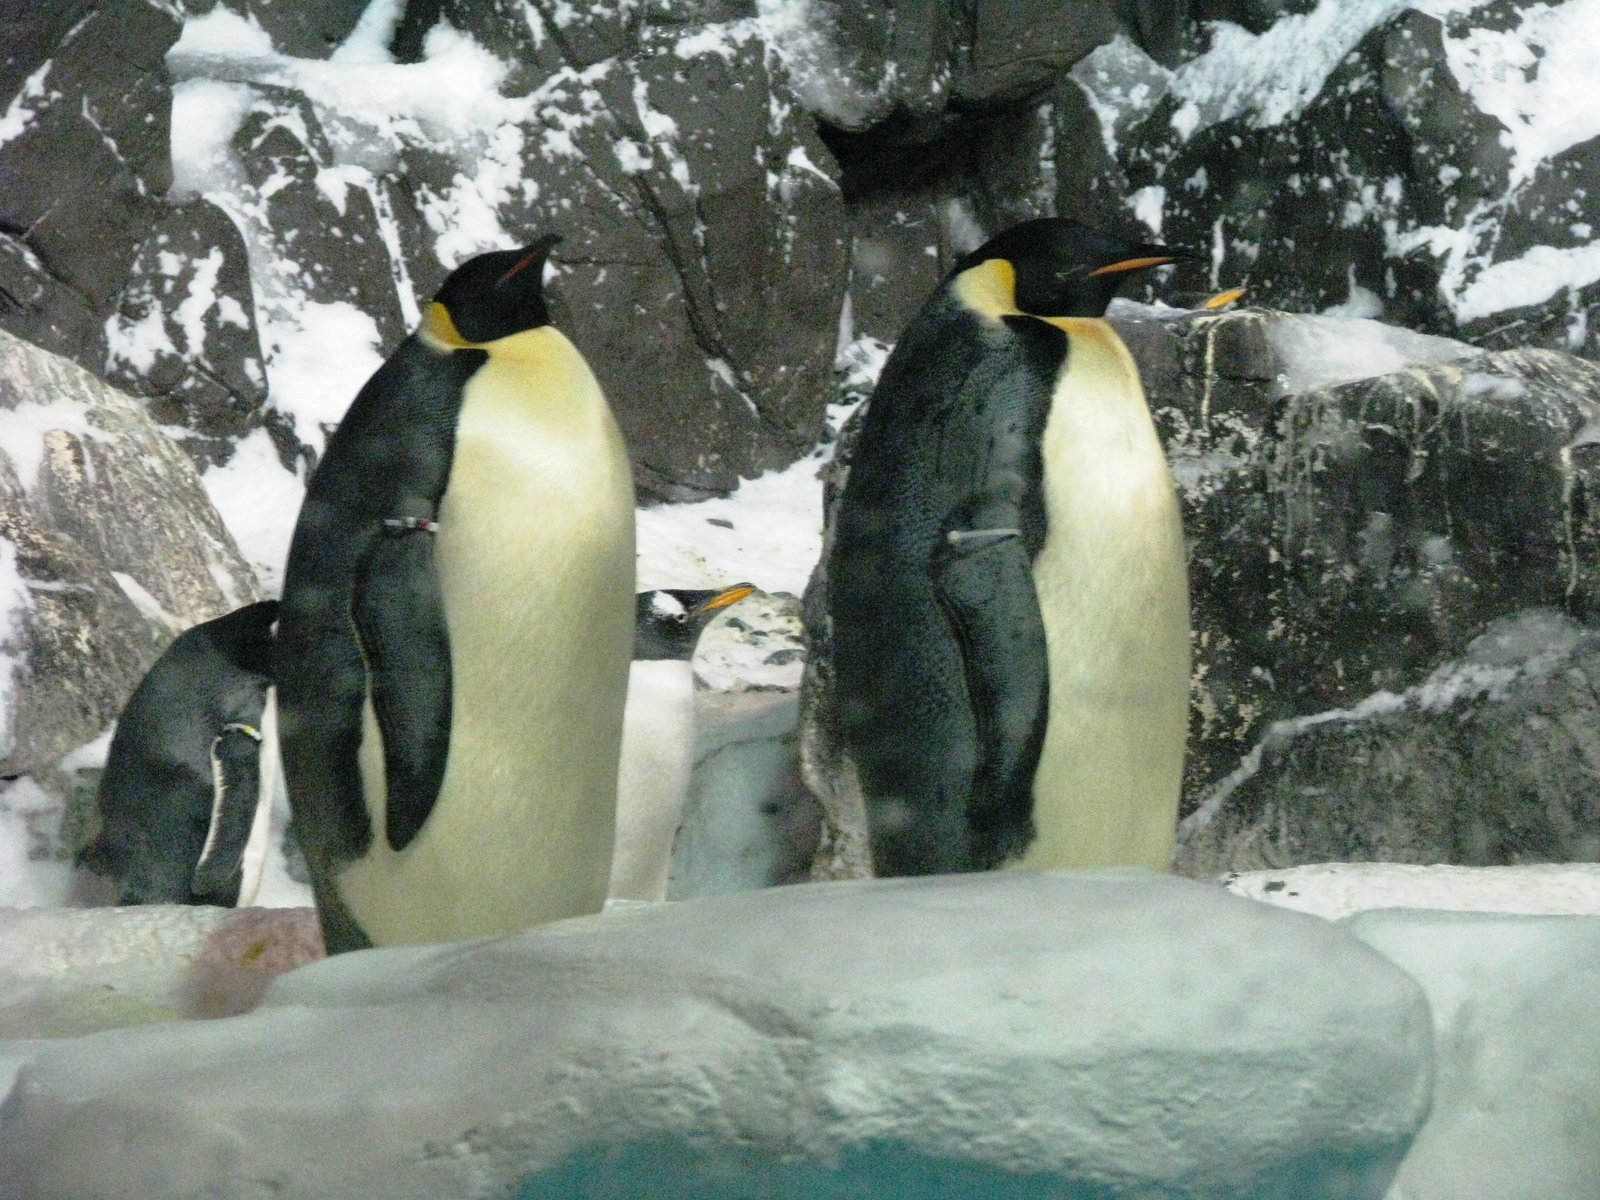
left=275, top=236, right=635, bottom=952
left=612, top=584, right=755, bottom=901
left=84, top=600, right=279, bottom=906
left=826, top=218, right=1193, bottom=877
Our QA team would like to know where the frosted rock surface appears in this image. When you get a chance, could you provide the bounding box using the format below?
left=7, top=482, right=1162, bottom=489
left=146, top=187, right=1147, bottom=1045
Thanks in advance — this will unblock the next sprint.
left=0, top=872, right=1431, bottom=1200
left=1350, top=909, right=1600, bottom=1200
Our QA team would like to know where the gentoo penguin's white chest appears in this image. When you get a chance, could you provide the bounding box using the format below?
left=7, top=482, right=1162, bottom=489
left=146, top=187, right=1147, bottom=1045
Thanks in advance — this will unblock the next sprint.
left=339, top=325, right=636, bottom=944
left=610, top=658, right=698, bottom=901
left=1014, top=317, right=1190, bottom=871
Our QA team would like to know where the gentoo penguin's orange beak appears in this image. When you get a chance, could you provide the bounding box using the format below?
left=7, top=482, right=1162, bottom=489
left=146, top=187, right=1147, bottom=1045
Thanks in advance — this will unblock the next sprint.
left=694, top=583, right=757, bottom=615
left=1202, top=287, right=1247, bottom=309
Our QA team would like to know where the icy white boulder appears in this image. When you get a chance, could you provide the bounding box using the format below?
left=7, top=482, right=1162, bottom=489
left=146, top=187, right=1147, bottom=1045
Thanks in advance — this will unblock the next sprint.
left=0, top=871, right=1431, bottom=1200
left=0, top=903, right=322, bottom=1039
left=1349, top=909, right=1600, bottom=1200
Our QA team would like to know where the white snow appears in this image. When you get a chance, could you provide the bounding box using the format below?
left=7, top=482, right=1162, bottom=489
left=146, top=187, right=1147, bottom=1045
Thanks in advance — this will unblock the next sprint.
left=0, top=777, right=74, bottom=909
left=0, top=538, right=32, bottom=763
left=1167, top=0, right=1493, bottom=132
left=258, top=299, right=386, bottom=457
left=636, top=451, right=828, bottom=596
left=0, top=398, right=112, bottom=493
left=200, top=427, right=305, bottom=595
left=1444, top=0, right=1600, bottom=186
left=0, top=61, right=56, bottom=149
left=1228, top=861, right=1600, bottom=919
left=1264, top=311, right=1480, bottom=395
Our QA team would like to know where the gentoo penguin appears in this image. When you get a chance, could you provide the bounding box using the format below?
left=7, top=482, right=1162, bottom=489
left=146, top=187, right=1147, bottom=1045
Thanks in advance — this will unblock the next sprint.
left=83, top=600, right=280, bottom=906
left=275, top=236, right=635, bottom=953
left=826, top=217, right=1193, bottom=877
left=610, top=583, right=754, bottom=902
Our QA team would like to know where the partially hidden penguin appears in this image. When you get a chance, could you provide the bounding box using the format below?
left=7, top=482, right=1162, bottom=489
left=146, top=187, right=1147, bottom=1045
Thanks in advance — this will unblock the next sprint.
left=275, top=235, right=635, bottom=953
left=83, top=599, right=281, bottom=907
left=611, top=584, right=755, bottom=902
left=825, top=217, right=1193, bottom=877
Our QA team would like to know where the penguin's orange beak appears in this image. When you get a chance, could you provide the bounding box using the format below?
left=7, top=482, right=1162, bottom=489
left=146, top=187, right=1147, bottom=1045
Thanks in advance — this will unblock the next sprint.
left=695, top=583, right=756, bottom=614
left=1202, top=286, right=1247, bottom=309
left=1088, top=254, right=1181, bottom=278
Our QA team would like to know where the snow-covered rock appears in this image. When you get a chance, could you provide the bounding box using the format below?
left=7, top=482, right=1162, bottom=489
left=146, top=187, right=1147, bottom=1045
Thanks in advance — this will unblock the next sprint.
left=0, top=903, right=322, bottom=1039
left=1070, top=0, right=1600, bottom=358
left=1179, top=609, right=1600, bottom=874
left=668, top=688, right=820, bottom=897
left=0, top=328, right=261, bottom=779
left=0, top=871, right=1434, bottom=1199
left=1226, top=860, right=1600, bottom=919
left=1350, top=908, right=1600, bottom=1200
left=1125, top=305, right=1600, bottom=850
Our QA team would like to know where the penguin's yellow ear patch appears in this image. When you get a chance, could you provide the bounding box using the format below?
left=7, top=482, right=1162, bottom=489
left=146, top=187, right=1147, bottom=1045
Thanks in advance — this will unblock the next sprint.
left=951, top=258, right=1020, bottom=320
left=1087, top=255, right=1179, bottom=278
left=421, top=302, right=473, bottom=349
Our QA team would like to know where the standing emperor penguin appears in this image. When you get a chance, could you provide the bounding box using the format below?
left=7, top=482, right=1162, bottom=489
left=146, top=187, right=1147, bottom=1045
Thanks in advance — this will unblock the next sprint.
left=827, top=217, right=1192, bottom=877
left=611, top=584, right=755, bottom=902
left=84, top=600, right=280, bottom=907
left=275, top=236, right=635, bottom=952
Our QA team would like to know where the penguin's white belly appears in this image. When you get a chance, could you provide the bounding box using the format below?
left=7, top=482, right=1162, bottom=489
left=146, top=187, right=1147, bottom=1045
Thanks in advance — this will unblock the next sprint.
left=610, top=659, right=696, bottom=902
left=339, top=327, right=635, bottom=944
left=1014, top=318, right=1189, bottom=871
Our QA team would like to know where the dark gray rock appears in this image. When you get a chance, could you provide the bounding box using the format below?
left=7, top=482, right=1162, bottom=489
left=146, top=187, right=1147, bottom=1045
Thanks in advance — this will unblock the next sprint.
left=1128, top=307, right=1600, bottom=821
left=0, top=328, right=261, bottom=777
left=0, top=0, right=181, bottom=362
left=1177, top=609, right=1600, bottom=876
left=0, top=232, right=103, bottom=376
left=104, top=198, right=269, bottom=466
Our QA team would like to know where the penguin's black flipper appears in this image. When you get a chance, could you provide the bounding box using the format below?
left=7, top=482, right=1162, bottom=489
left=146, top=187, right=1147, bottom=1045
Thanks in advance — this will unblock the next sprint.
left=931, top=317, right=1060, bottom=868
left=351, top=525, right=453, bottom=852
left=931, top=530, right=1049, bottom=868
left=190, top=723, right=264, bottom=904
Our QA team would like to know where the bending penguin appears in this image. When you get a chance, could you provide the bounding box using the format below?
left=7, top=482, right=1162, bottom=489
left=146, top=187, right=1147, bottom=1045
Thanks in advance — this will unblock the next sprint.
left=275, top=235, right=635, bottom=953
left=83, top=600, right=281, bottom=907
left=611, top=584, right=755, bottom=902
left=825, top=217, right=1193, bottom=876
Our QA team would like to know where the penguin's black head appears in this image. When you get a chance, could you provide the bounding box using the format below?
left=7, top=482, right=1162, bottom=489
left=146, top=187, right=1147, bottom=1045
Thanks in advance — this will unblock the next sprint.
left=951, top=218, right=1197, bottom=319
left=426, top=235, right=562, bottom=344
left=634, top=584, right=757, bottom=661
left=201, top=599, right=280, bottom=677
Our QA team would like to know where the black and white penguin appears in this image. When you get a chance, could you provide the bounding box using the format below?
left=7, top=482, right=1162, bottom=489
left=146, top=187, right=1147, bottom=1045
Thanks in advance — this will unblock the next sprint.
left=826, top=217, right=1193, bottom=877
left=611, top=584, right=754, bottom=902
left=83, top=600, right=280, bottom=907
left=274, top=235, right=635, bottom=952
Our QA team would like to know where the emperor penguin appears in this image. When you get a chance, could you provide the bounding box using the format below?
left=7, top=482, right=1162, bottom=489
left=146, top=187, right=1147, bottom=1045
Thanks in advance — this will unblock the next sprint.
left=84, top=600, right=281, bottom=907
left=825, top=217, right=1193, bottom=877
left=274, top=236, right=635, bottom=953
left=611, top=584, right=754, bottom=902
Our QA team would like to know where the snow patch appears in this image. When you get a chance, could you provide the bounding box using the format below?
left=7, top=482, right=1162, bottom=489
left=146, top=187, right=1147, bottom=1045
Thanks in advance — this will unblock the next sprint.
left=1444, top=0, right=1600, bottom=186
left=201, top=428, right=305, bottom=595
left=0, top=61, right=56, bottom=149
left=110, top=572, right=182, bottom=633
left=0, top=400, right=111, bottom=493
left=1264, top=311, right=1479, bottom=395
left=0, top=539, right=32, bottom=762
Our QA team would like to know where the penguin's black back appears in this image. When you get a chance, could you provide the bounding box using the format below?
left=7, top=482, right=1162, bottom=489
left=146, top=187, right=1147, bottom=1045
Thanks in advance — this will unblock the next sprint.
left=274, top=336, right=485, bottom=878
left=829, top=291, right=1066, bottom=875
left=93, top=599, right=279, bottom=903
